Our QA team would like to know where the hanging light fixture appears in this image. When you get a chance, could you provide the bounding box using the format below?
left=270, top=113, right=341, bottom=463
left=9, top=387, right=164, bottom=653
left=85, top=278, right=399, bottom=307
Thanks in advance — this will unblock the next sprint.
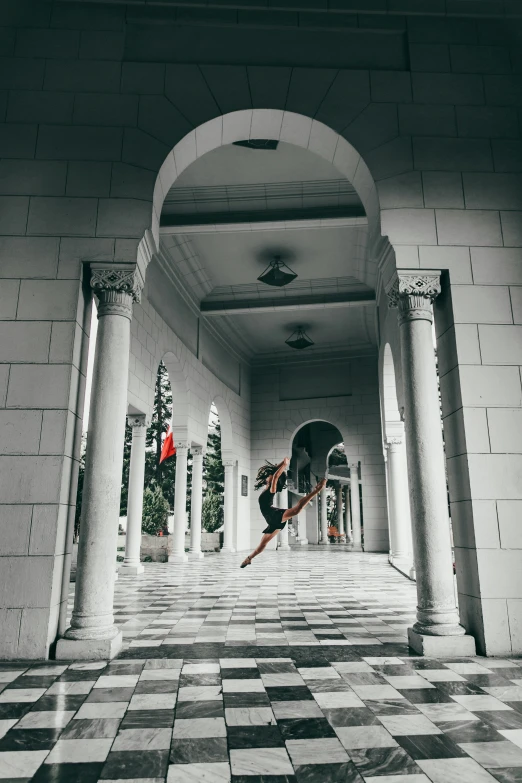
left=285, top=326, right=314, bottom=350
left=257, top=255, right=297, bottom=288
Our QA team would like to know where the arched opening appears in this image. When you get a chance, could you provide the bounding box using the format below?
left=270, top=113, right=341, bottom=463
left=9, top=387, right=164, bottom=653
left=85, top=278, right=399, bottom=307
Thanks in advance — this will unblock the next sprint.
left=201, top=401, right=224, bottom=539
left=379, top=342, right=414, bottom=575
left=288, top=420, right=350, bottom=547
left=149, top=110, right=384, bottom=258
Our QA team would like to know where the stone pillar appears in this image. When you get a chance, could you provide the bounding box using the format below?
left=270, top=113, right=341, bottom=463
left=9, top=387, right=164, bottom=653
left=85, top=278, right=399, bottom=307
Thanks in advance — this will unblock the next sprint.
left=319, top=486, right=329, bottom=545
left=384, top=435, right=413, bottom=565
left=277, top=488, right=290, bottom=550
left=169, top=441, right=189, bottom=563
left=120, top=414, right=148, bottom=575
left=344, top=486, right=352, bottom=543
left=336, top=484, right=345, bottom=539
left=189, top=446, right=205, bottom=559
left=56, top=264, right=143, bottom=660
left=297, top=512, right=308, bottom=545
left=350, top=463, right=362, bottom=551
left=221, top=460, right=236, bottom=553
left=387, top=271, right=474, bottom=656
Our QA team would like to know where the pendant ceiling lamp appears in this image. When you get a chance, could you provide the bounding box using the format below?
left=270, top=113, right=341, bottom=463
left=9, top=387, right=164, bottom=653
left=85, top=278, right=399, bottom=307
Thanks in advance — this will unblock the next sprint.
left=257, top=255, right=297, bottom=288
left=285, top=326, right=314, bottom=350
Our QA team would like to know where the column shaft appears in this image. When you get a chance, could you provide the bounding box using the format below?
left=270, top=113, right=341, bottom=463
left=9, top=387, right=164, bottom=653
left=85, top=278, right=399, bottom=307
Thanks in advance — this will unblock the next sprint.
left=344, top=486, right=352, bottom=543
left=57, top=264, right=143, bottom=659
left=169, top=443, right=189, bottom=562
left=222, top=461, right=236, bottom=552
left=297, top=512, right=308, bottom=545
left=277, top=487, right=290, bottom=550
left=319, top=486, right=329, bottom=545
left=120, top=415, right=147, bottom=575
left=385, top=436, right=413, bottom=562
left=388, top=271, right=474, bottom=655
left=350, top=463, right=362, bottom=551
left=336, top=484, right=345, bottom=537
left=189, top=449, right=204, bottom=559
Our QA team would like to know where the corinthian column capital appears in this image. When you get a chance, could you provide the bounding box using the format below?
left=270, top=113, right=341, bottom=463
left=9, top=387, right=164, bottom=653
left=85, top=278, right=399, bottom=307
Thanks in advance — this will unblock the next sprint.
left=127, top=413, right=149, bottom=429
left=90, top=263, right=144, bottom=318
left=386, top=270, right=441, bottom=324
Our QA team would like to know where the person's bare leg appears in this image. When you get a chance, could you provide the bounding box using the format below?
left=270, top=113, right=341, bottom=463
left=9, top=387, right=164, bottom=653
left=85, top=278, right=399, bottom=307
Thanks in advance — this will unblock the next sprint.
left=282, top=478, right=326, bottom=522
left=241, top=530, right=280, bottom=566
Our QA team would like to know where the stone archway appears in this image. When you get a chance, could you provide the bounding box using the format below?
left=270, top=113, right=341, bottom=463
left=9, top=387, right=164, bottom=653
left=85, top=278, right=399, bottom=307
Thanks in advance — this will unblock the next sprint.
left=140, top=109, right=390, bottom=289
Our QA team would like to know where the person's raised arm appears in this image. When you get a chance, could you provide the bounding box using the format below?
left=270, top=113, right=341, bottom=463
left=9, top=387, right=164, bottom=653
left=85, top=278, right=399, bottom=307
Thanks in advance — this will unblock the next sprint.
left=270, top=457, right=290, bottom=494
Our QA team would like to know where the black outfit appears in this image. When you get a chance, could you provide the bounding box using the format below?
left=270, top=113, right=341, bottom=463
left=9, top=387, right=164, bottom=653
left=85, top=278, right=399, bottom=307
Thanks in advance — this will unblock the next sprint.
left=259, top=487, right=287, bottom=534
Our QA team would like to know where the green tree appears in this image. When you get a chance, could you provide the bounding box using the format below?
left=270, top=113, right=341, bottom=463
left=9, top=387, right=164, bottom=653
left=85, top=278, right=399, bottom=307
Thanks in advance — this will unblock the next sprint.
left=202, top=492, right=224, bottom=533
left=142, top=484, right=170, bottom=535
left=204, top=421, right=224, bottom=495
left=145, top=361, right=177, bottom=509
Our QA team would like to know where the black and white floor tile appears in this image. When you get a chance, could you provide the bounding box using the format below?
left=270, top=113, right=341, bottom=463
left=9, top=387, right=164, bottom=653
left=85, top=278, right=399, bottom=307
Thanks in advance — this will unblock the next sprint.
left=1, top=550, right=522, bottom=782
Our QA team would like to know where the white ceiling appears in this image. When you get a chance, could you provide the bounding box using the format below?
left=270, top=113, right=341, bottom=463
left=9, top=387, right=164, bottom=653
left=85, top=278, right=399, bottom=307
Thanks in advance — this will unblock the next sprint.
left=191, top=226, right=368, bottom=289
left=172, top=141, right=346, bottom=189
left=225, top=306, right=376, bottom=357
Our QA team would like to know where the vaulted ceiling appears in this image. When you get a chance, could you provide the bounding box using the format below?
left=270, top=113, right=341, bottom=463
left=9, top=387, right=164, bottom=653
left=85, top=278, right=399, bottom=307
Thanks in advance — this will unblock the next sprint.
left=159, top=141, right=377, bottom=362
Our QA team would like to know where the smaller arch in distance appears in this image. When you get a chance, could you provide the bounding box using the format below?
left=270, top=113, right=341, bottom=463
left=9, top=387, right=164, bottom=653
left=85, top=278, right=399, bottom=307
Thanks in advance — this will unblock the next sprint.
left=211, top=395, right=234, bottom=459
left=161, top=351, right=190, bottom=440
left=381, top=343, right=403, bottom=440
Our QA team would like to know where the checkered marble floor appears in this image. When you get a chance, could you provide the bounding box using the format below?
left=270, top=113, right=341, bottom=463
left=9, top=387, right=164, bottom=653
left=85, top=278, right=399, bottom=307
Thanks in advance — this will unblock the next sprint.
left=2, top=551, right=522, bottom=783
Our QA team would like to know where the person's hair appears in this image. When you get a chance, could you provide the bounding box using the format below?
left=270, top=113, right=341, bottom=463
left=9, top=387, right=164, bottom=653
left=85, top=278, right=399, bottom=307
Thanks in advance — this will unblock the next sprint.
left=255, top=461, right=286, bottom=492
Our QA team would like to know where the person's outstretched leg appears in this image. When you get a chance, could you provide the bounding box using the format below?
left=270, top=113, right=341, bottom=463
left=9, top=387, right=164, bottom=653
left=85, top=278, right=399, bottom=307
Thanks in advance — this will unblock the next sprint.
left=282, top=478, right=326, bottom=523
left=241, top=530, right=279, bottom=567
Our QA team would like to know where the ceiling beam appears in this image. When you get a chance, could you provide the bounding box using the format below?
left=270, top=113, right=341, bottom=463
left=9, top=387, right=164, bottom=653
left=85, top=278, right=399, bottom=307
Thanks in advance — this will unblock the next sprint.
left=200, top=293, right=375, bottom=316
left=160, top=215, right=368, bottom=236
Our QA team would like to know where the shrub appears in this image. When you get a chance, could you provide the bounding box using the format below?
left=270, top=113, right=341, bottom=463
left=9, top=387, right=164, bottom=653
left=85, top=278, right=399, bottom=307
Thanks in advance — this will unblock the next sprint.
left=142, top=485, right=170, bottom=536
left=202, top=492, right=224, bottom=533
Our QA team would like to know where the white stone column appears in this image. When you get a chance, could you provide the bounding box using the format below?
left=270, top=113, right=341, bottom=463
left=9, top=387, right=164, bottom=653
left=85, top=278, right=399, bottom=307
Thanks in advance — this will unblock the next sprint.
left=120, top=414, right=148, bottom=575
left=344, top=486, right=352, bottom=543
left=169, top=441, right=189, bottom=563
left=336, top=484, right=345, bottom=539
left=319, top=486, right=329, bottom=545
left=297, top=505, right=308, bottom=545
left=57, top=263, right=143, bottom=660
left=277, top=487, right=290, bottom=550
left=221, top=460, right=236, bottom=553
left=189, top=446, right=205, bottom=559
left=385, top=435, right=413, bottom=565
left=387, top=271, right=474, bottom=656
left=350, top=463, right=362, bottom=551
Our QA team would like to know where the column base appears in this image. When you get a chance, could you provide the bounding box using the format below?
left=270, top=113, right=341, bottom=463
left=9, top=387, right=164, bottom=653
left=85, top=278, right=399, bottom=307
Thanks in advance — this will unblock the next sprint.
left=318, top=539, right=329, bottom=545
left=168, top=553, right=188, bottom=563
left=56, top=630, right=123, bottom=661
left=119, top=563, right=144, bottom=575
left=277, top=544, right=291, bottom=551
left=351, top=543, right=363, bottom=551
left=390, top=557, right=415, bottom=581
left=220, top=546, right=236, bottom=553
left=408, top=628, right=476, bottom=658
left=188, top=551, right=205, bottom=559
left=298, top=539, right=308, bottom=546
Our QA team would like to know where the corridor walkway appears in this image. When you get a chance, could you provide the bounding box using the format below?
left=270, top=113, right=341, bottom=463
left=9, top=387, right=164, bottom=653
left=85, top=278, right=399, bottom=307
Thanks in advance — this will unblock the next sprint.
left=1, top=553, right=522, bottom=782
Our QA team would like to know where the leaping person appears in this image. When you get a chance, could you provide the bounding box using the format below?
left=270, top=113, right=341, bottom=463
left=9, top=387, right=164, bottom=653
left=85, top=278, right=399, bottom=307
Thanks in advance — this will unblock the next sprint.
left=241, top=457, right=326, bottom=568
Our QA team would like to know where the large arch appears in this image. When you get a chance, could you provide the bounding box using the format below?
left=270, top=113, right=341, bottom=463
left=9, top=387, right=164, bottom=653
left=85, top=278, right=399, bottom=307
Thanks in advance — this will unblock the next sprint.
left=143, top=109, right=387, bottom=291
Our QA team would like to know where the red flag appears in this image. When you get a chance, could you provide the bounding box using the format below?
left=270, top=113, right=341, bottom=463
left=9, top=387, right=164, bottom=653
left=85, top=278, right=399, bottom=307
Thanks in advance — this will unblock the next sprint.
left=160, top=425, right=176, bottom=463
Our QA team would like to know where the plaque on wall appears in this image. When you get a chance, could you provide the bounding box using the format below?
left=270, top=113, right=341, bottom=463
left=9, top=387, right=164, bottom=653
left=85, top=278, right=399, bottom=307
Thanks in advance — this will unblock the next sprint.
left=241, top=475, right=248, bottom=497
